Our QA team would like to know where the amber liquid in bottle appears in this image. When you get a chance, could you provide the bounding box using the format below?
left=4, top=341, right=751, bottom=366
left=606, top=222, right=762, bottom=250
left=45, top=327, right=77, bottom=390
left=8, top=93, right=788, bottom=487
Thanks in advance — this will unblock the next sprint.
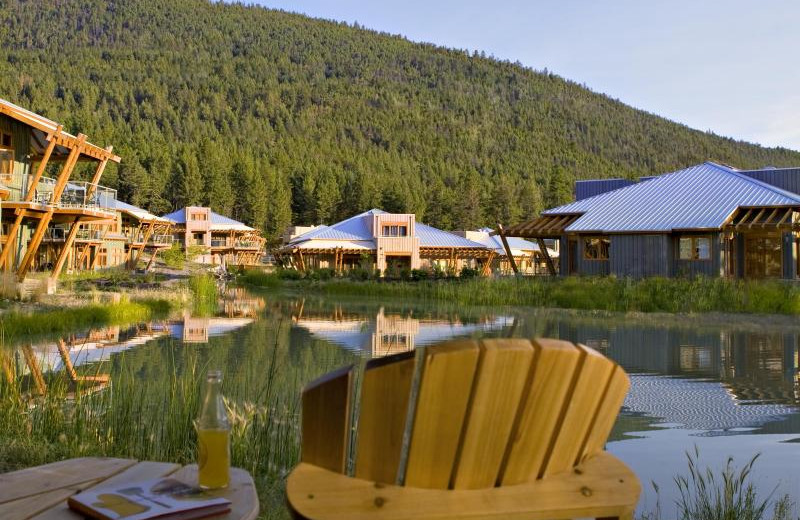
left=196, top=370, right=231, bottom=489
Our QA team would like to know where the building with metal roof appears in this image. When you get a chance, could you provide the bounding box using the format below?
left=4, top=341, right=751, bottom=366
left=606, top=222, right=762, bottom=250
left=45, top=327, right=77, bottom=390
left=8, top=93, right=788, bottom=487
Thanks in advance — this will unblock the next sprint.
left=163, top=206, right=264, bottom=266
left=500, top=161, right=800, bottom=279
left=454, top=228, right=558, bottom=275
left=280, top=209, right=494, bottom=275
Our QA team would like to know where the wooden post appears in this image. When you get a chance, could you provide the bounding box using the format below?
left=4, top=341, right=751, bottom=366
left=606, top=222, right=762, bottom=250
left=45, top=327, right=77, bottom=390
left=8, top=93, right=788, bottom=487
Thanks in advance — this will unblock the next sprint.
left=130, top=221, right=155, bottom=269
left=536, top=238, right=557, bottom=276
left=50, top=217, right=82, bottom=280
left=481, top=251, right=496, bottom=277
left=50, top=135, right=84, bottom=204
left=17, top=211, right=53, bottom=281
left=77, top=243, right=92, bottom=270
left=24, top=126, right=61, bottom=202
left=0, top=210, right=25, bottom=270
left=145, top=249, right=160, bottom=271
left=497, top=223, right=519, bottom=275
left=86, top=145, right=112, bottom=199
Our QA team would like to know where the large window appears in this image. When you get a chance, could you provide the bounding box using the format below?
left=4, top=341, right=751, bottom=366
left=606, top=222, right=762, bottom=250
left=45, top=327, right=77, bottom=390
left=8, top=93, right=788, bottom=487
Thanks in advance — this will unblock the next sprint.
left=745, top=235, right=782, bottom=279
left=583, top=236, right=609, bottom=260
left=382, top=224, right=408, bottom=237
left=0, top=131, right=13, bottom=181
left=679, top=236, right=711, bottom=261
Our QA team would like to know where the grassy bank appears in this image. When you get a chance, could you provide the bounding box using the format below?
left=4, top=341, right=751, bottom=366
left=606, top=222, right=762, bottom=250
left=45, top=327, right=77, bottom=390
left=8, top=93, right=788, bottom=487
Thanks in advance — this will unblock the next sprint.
left=0, top=274, right=219, bottom=342
left=241, top=270, right=800, bottom=315
left=0, top=324, right=298, bottom=520
left=0, top=298, right=174, bottom=341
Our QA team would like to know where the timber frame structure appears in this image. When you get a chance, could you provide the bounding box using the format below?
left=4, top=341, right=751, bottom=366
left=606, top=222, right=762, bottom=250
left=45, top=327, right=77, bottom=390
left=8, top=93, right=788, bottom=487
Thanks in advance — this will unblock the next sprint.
left=0, top=98, right=120, bottom=289
left=498, top=162, right=800, bottom=280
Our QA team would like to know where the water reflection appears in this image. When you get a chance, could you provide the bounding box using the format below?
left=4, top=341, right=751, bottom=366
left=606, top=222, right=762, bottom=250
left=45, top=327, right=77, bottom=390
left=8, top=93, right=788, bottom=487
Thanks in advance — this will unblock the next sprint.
left=2, top=288, right=799, bottom=515
left=289, top=298, right=513, bottom=356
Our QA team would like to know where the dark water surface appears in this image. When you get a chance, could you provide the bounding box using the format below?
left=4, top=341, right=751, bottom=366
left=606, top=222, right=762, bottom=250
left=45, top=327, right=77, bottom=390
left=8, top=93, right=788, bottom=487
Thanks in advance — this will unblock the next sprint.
left=10, top=286, right=800, bottom=515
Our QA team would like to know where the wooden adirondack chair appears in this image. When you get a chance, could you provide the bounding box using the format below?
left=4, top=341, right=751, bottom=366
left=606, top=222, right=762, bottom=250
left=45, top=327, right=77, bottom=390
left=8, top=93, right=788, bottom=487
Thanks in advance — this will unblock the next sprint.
left=286, top=338, right=641, bottom=520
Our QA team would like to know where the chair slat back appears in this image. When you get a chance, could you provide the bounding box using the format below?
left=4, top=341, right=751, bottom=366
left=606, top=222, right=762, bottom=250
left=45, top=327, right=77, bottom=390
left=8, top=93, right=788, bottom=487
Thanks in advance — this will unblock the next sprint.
left=300, top=365, right=353, bottom=473
left=451, top=339, right=534, bottom=490
left=354, top=351, right=416, bottom=484
left=499, top=338, right=583, bottom=485
left=299, top=338, right=629, bottom=491
left=404, top=340, right=480, bottom=489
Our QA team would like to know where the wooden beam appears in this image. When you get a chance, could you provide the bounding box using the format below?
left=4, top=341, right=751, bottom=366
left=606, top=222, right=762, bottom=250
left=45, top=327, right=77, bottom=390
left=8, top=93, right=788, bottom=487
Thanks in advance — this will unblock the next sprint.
left=77, top=243, right=92, bottom=270
left=146, top=249, right=159, bottom=271
left=50, top=134, right=85, bottom=204
left=496, top=223, right=519, bottom=275
left=0, top=214, right=25, bottom=270
left=481, top=251, right=496, bottom=277
left=537, top=238, right=556, bottom=276
left=24, top=126, right=61, bottom=202
left=50, top=218, right=82, bottom=280
left=17, top=210, right=54, bottom=282
left=86, top=146, right=112, bottom=199
left=747, top=208, right=766, bottom=229
left=761, top=208, right=780, bottom=227
left=130, top=222, right=155, bottom=269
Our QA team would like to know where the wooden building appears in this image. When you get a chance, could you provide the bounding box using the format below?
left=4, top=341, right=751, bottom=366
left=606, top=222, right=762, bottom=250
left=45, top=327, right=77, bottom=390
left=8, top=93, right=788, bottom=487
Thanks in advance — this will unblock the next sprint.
left=279, top=209, right=493, bottom=275
left=0, top=98, right=119, bottom=293
left=500, top=162, right=800, bottom=279
left=162, top=206, right=264, bottom=266
left=455, top=228, right=559, bottom=275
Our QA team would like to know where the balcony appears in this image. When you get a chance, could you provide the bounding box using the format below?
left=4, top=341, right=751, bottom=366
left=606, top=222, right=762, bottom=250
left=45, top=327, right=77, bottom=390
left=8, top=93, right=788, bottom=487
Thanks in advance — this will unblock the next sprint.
left=30, top=177, right=118, bottom=212
left=209, top=239, right=261, bottom=249
left=149, top=234, right=173, bottom=246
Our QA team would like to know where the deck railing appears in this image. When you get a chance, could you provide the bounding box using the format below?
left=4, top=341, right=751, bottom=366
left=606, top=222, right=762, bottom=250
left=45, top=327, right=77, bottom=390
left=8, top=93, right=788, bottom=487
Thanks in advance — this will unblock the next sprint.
left=29, top=177, right=117, bottom=213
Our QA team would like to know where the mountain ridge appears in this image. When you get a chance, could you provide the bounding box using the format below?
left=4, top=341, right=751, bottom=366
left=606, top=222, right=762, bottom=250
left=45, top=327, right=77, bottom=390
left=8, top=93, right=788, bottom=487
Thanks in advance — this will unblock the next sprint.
left=1, top=0, right=798, bottom=241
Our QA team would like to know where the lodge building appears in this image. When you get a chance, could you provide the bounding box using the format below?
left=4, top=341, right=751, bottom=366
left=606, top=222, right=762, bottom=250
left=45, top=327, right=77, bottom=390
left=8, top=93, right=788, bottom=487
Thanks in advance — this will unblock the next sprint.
left=280, top=209, right=495, bottom=275
left=501, top=162, right=800, bottom=279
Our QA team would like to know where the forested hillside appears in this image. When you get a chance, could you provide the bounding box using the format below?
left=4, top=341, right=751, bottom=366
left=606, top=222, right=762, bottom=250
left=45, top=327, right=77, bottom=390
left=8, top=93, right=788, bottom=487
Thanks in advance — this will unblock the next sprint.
left=2, top=0, right=799, bottom=242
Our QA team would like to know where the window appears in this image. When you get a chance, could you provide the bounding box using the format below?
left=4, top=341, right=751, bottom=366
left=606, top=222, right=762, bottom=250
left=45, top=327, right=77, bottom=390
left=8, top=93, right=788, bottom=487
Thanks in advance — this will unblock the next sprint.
left=190, top=213, right=207, bottom=221
left=679, top=236, right=711, bottom=260
left=0, top=131, right=13, bottom=181
left=382, top=225, right=408, bottom=237
left=583, top=236, right=609, bottom=260
left=192, top=232, right=205, bottom=245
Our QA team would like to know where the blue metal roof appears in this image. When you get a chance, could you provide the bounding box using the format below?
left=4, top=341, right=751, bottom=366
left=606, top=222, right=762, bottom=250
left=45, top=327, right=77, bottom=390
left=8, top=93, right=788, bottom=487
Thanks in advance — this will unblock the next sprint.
left=289, top=209, right=488, bottom=249
left=162, top=207, right=253, bottom=230
left=546, top=162, right=800, bottom=233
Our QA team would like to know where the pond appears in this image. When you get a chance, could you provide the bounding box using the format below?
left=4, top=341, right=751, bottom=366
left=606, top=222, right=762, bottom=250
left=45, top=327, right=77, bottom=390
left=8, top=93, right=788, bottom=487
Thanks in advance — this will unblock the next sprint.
left=4, top=285, right=799, bottom=516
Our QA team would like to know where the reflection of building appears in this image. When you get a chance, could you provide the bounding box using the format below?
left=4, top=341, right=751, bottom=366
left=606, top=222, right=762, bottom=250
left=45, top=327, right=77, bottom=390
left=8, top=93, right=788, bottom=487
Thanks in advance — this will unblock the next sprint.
left=557, top=321, right=800, bottom=433
left=221, top=287, right=266, bottom=318
left=1, top=324, right=170, bottom=396
left=169, top=312, right=255, bottom=344
left=292, top=305, right=513, bottom=357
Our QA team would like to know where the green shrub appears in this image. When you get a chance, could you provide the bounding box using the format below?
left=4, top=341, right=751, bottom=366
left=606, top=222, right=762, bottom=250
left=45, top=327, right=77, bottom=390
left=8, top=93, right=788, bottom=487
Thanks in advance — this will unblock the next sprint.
left=410, top=269, right=429, bottom=281
left=459, top=267, right=479, bottom=279
left=161, top=243, right=185, bottom=269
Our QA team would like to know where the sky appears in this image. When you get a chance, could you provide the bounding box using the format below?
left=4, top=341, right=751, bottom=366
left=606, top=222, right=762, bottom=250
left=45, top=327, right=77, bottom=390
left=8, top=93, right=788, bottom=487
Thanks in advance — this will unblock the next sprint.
left=245, top=0, right=800, bottom=151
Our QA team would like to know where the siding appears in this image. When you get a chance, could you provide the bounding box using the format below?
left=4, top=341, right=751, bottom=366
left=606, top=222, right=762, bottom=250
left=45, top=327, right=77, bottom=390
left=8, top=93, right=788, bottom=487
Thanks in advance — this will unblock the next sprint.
left=783, top=232, right=798, bottom=280
left=574, top=178, right=635, bottom=201
left=0, top=114, right=31, bottom=195
left=575, top=236, right=609, bottom=275
left=673, top=233, right=722, bottom=277
left=740, top=169, right=800, bottom=197
left=609, top=234, right=670, bottom=278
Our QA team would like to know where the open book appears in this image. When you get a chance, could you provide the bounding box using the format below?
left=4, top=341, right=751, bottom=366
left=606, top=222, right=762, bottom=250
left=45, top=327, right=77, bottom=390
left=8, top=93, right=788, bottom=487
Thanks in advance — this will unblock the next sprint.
left=67, top=477, right=231, bottom=520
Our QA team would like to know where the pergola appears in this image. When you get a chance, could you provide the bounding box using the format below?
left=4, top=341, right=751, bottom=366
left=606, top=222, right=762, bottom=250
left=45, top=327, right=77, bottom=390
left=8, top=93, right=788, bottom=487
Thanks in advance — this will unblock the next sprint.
left=491, top=214, right=581, bottom=275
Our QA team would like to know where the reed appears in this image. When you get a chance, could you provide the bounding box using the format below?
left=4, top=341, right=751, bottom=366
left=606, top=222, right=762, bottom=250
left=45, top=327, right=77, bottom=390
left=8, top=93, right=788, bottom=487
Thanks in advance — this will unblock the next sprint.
left=0, top=298, right=174, bottom=342
left=0, top=323, right=303, bottom=519
left=242, top=272, right=800, bottom=315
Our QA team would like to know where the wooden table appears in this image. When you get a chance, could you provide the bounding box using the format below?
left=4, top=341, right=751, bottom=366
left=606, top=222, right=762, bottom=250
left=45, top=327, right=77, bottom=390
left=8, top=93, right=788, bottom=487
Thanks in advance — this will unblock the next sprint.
left=0, top=457, right=259, bottom=520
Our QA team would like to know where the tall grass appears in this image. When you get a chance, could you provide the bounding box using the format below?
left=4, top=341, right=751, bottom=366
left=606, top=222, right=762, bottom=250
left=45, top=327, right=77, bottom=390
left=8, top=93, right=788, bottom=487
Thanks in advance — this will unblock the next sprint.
left=638, top=447, right=795, bottom=520
left=188, top=274, right=219, bottom=316
left=242, top=272, right=800, bottom=315
left=0, top=298, right=174, bottom=342
left=0, top=330, right=300, bottom=519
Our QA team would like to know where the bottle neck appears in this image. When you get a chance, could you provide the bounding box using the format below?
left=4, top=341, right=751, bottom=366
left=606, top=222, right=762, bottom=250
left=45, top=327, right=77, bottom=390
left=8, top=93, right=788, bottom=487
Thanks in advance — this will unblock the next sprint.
left=198, top=378, right=230, bottom=430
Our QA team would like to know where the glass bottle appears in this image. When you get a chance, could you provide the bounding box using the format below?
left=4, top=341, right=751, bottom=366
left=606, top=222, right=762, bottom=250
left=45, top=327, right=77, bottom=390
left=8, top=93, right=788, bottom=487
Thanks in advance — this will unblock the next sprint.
left=196, top=370, right=231, bottom=489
